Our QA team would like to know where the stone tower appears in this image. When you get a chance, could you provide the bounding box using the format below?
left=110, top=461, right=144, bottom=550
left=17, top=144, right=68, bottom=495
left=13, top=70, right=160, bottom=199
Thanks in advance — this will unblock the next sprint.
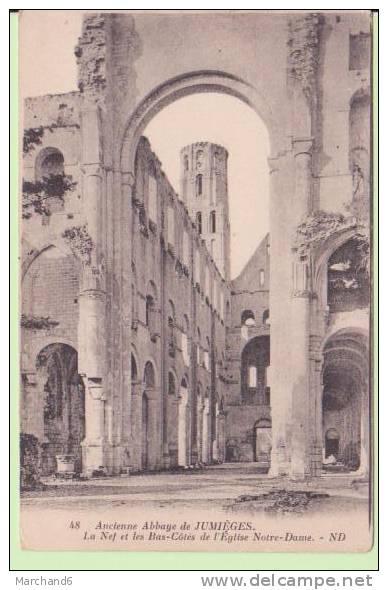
left=180, top=142, right=231, bottom=280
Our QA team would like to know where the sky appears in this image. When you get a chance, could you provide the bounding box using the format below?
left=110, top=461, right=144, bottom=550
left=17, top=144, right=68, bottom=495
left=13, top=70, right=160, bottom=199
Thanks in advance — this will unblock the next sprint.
left=20, top=10, right=270, bottom=278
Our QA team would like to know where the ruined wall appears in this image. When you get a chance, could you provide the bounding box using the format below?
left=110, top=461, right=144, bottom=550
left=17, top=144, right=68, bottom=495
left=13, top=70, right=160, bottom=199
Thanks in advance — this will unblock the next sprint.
left=225, top=235, right=271, bottom=462
left=129, top=137, right=230, bottom=469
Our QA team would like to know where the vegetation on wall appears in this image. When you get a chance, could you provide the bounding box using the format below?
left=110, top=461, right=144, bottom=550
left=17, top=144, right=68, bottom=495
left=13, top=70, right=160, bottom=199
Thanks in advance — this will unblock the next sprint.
left=20, top=433, right=43, bottom=491
left=22, top=127, right=77, bottom=219
left=294, top=210, right=369, bottom=256
left=62, top=224, right=94, bottom=266
left=21, top=314, right=59, bottom=330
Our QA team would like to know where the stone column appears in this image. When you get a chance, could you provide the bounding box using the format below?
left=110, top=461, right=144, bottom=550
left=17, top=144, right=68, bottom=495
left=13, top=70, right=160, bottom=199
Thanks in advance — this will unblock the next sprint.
left=178, top=390, right=189, bottom=467
left=356, top=382, right=370, bottom=478
left=289, top=259, right=312, bottom=479
left=146, top=388, right=161, bottom=470
left=196, top=396, right=204, bottom=464
left=202, top=398, right=210, bottom=464
left=78, top=107, right=108, bottom=476
left=212, top=402, right=220, bottom=461
left=309, top=334, right=324, bottom=477
left=268, top=155, right=290, bottom=477
left=21, top=370, right=46, bottom=441
left=293, top=138, right=314, bottom=216
left=130, top=381, right=142, bottom=471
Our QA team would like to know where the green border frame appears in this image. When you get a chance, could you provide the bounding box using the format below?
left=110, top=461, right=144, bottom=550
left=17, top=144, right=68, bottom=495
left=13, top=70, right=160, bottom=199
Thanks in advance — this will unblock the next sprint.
left=9, top=11, right=378, bottom=571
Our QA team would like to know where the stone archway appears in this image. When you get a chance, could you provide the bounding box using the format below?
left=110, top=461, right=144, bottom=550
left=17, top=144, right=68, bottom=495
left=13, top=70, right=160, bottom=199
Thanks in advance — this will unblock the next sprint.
left=254, top=418, right=272, bottom=470
left=36, top=343, right=85, bottom=475
left=178, top=377, right=189, bottom=467
left=142, top=360, right=157, bottom=470
left=119, top=70, right=278, bottom=174
left=322, top=331, right=369, bottom=474
left=141, top=392, right=149, bottom=470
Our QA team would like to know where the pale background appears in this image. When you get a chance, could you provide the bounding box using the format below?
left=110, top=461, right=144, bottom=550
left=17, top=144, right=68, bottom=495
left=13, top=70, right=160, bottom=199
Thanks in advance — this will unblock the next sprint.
left=19, top=10, right=270, bottom=279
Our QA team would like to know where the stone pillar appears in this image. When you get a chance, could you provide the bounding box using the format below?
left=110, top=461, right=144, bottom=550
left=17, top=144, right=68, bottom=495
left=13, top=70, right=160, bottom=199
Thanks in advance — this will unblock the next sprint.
left=21, top=370, right=45, bottom=441
left=356, top=382, right=370, bottom=478
left=268, top=155, right=290, bottom=477
left=212, top=402, right=220, bottom=462
left=178, top=389, right=189, bottom=467
left=146, top=389, right=161, bottom=470
left=196, top=396, right=204, bottom=464
left=293, top=138, right=314, bottom=216
left=202, top=398, right=210, bottom=464
left=117, top=170, right=135, bottom=472
left=217, top=412, right=226, bottom=463
left=78, top=107, right=108, bottom=476
left=290, top=260, right=312, bottom=479
left=129, top=381, right=142, bottom=471
left=309, top=335, right=324, bottom=477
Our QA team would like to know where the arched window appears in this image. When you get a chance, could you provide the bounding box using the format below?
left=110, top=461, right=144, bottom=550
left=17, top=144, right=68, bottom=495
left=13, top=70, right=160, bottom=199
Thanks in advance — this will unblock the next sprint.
left=196, top=174, right=203, bottom=196
left=210, top=210, right=216, bottom=233
left=327, top=237, right=369, bottom=313
left=181, top=315, right=190, bottom=366
left=226, top=301, right=231, bottom=325
left=131, top=262, right=138, bottom=327
left=168, top=300, right=175, bottom=357
left=144, top=361, right=155, bottom=389
left=146, top=295, right=154, bottom=328
left=182, top=230, right=190, bottom=267
left=248, top=366, right=257, bottom=388
left=168, top=372, right=176, bottom=396
left=263, top=309, right=270, bottom=325
left=204, top=337, right=210, bottom=371
left=196, top=211, right=202, bottom=234
left=35, top=147, right=66, bottom=213
left=131, top=354, right=138, bottom=382
left=259, top=269, right=265, bottom=286
left=196, top=150, right=204, bottom=168
left=241, top=310, right=255, bottom=327
left=183, top=155, right=189, bottom=171
left=148, top=175, right=157, bottom=222
left=195, top=249, right=201, bottom=284
left=167, top=206, right=175, bottom=245
left=241, top=335, right=270, bottom=405
left=36, top=147, right=64, bottom=180
left=196, top=327, right=201, bottom=365
left=205, top=266, right=210, bottom=300
left=146, top=281, right=158, bottom=338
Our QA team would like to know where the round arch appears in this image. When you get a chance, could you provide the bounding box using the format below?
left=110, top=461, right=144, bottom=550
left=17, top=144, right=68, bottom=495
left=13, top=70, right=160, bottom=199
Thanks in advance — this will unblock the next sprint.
left=119, top=71, right=279, bottom=174
left=313, top=225, right=367, bottom=308
left=21, top=241, right=81, bottom=282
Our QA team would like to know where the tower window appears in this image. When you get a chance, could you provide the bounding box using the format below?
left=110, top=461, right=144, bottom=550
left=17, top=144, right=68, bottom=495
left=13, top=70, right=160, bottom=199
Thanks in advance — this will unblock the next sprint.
left=196, top=174, right=203, bottom=196
left=210, top=210, right=216, bottom=233
left=263, top=309, right=270, bottom=325
left=184, top=155, right=189, bottom=171
left=248, top=366, right=257, bottom=388
left=259, top=269, right=265, bottom=286
left=146, top=295, right=154, bottom=328
left=241, top=309, right=255, bottom=326
left=196, top=212, right=202, bottom=234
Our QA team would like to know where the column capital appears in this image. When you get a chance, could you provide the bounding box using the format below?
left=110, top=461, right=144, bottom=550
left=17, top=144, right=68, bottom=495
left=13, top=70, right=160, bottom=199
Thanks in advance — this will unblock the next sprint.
left=81, top=163, right=104, bottom=177
left=121, top=171, right=136, bottom=187
left=292, top=136, right=314, bottom=156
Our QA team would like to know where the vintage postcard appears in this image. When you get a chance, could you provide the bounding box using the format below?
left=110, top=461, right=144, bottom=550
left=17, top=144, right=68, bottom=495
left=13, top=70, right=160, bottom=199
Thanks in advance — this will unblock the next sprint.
left=18, top=10, right=375, bottom=553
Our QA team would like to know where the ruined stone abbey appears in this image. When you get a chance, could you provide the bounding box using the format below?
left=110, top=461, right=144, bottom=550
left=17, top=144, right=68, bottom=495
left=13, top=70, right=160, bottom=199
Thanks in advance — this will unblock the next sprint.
left=21, top=12, right=372, bottom=480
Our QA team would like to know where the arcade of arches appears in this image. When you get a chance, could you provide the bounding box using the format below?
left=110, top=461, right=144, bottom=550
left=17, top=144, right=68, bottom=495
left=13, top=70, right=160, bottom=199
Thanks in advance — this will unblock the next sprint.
left=21, top=12, right=371, bottom=480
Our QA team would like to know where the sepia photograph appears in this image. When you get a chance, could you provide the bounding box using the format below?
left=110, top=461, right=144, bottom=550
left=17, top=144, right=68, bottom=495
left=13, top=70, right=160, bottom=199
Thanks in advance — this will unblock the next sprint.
left=18, top=9, right=374, bottom=553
